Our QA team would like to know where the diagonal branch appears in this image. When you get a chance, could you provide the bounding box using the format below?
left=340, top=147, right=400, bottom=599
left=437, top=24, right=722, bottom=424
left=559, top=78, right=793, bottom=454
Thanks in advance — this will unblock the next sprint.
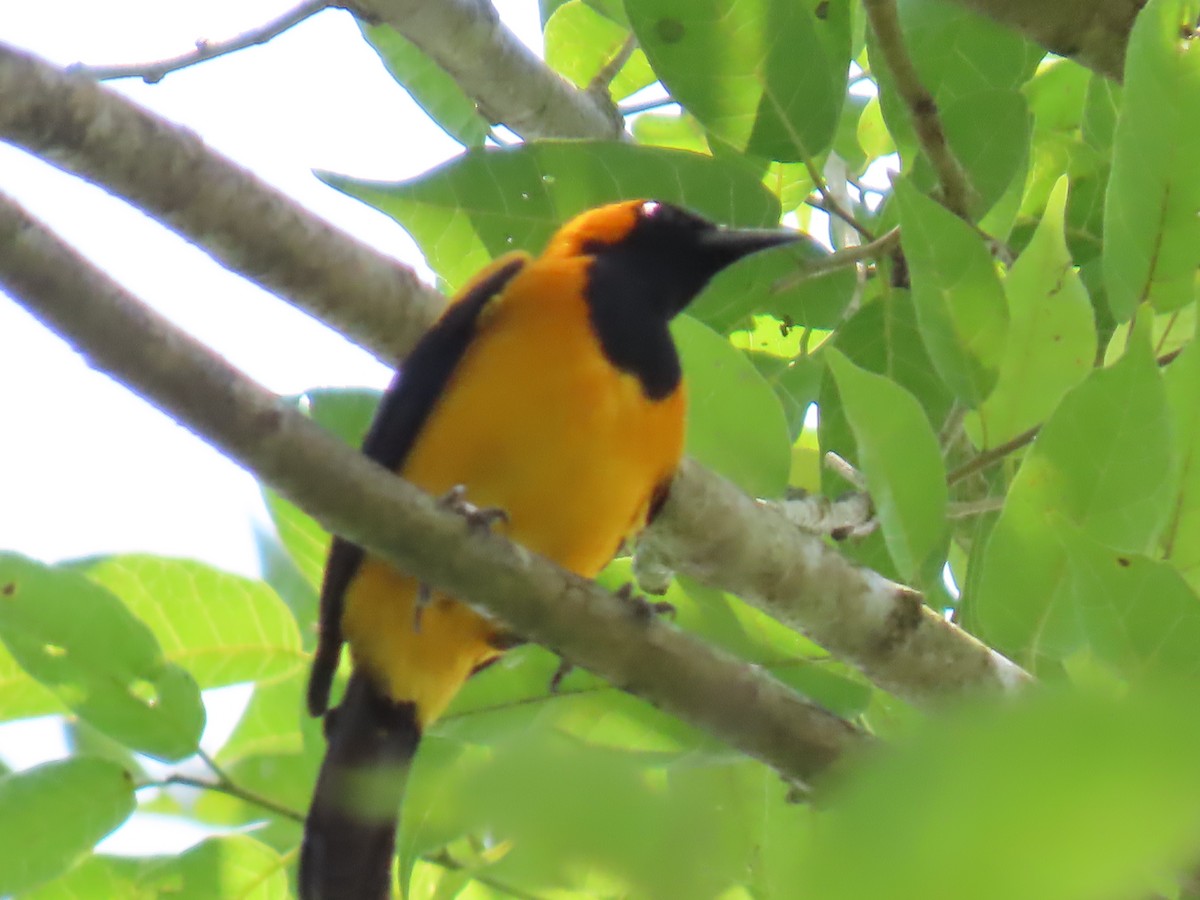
left=0, top=42, right=442, bottom=366
left=0, top=45, right=1032, bottom=709
left=863, top=0, right=976, bottom=220
left=350, top=0, right=625, bottom=140
left=0, top=188, right=866, bottom=786
left=73, top=0, right=330, bottom=83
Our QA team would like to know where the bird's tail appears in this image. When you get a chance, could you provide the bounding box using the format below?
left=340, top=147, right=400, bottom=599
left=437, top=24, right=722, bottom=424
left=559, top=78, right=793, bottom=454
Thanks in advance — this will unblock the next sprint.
left=299, top=672, right=421, bottom=900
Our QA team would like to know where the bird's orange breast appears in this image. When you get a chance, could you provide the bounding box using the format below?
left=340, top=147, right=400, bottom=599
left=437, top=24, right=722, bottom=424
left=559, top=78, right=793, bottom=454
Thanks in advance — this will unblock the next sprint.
left=341, top=257, right=686, bottom=725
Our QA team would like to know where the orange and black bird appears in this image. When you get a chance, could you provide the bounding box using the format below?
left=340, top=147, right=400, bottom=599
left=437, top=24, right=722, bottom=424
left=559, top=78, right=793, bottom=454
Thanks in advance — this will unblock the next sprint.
left=299, top=200, right=795, bottom=899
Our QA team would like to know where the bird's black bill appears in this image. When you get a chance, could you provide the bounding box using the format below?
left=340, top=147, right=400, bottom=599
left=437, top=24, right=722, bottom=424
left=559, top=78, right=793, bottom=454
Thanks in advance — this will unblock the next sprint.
left=698, top=227, right=800, bottom=268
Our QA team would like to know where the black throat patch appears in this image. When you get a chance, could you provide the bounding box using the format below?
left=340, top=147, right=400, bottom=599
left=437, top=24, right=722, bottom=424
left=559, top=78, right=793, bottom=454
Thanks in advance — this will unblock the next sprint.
left=582, top=248, right=684, bottom=402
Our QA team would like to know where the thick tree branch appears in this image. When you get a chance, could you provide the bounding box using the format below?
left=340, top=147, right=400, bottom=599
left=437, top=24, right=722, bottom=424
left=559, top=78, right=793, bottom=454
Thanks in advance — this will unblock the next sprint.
left=644, top=462, right=1030, bottom=706
left=73, top=1, right=329, bottom=83
left=864, top=0, right=976, bottom=219
left=0, top=189, right=865, bottom=786
left=349, top=0, right=625, bottom=140
left=0, top=42, right=442, bottom=365
left=0, top=45, right=1032, bottom=708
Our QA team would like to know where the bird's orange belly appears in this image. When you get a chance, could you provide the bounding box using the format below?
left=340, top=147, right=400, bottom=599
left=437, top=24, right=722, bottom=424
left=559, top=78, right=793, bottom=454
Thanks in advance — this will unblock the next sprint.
left=341, top=298, right=686, bottom=725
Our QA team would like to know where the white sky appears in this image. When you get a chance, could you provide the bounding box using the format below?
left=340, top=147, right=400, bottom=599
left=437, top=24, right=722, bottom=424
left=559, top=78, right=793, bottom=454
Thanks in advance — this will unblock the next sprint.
left=0, top=0, right=542, bottom=855
left=0, top=0, right=542, bottom=575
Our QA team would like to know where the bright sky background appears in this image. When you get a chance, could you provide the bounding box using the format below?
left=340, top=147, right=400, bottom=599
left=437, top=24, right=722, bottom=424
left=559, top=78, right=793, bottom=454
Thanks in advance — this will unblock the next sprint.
left=0, top=0, right=544, bottom=574
left=0, top=0, right=542, bottom=853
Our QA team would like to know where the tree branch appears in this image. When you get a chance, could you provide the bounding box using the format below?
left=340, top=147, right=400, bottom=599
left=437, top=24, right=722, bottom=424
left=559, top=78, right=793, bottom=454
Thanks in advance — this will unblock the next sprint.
left=0, top=46, right=1033, bottom=709
left=0, top=189, right=865, bottom=786
left=349, top=0, right=625, bottom=140
left=864, top=0, right=976, bottom=219
left=0, top=42, right=442, bottom=366
left=72, top=1, right=330, bottom=83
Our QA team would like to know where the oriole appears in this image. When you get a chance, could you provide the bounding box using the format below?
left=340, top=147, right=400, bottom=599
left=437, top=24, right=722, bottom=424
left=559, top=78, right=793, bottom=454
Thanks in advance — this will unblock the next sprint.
left=299, top=199, right=795, bottom=899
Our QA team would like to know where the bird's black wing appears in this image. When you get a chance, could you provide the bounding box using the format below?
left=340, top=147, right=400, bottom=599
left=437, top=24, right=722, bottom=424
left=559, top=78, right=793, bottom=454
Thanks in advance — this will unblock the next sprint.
left=306, top=255, right=528, bottom=716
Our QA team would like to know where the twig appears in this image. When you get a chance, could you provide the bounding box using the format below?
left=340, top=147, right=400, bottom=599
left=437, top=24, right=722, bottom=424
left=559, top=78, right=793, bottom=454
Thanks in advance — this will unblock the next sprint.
left=946, top=425, right=1039, bottom=486
left=0, top=188, right=866, bottom=784
left=824, top=451, right=869, bottom=491
left=772, top=226, right=900, bottom=292
left=862, top=0, right=976, bottom=219
left=946, top=345, right=1188, bottom=487
left=800, top=156, right=875, bottom=241
left=947, top=497, right=1006, bottom=519
left=72, top=1, right=328, bottom=83
left=588, top=34, right=637, bottom=94
left=618, top=96, right=678, bottom=116
left=140, top=773, right=304, bottom=823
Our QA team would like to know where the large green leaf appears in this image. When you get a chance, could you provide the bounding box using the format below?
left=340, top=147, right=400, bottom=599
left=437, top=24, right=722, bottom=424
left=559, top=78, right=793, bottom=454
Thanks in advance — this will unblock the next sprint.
left=545, top=1, right=654, bottom=100
left=629, top=0, right=850, bottom=162
left=358, top=23, right=488, bottom=146
left=72, top=556, right=304, bottom=689
left=966, top=178, right=1097, bottom=448
left=22, top=854, right=147, bottom=900
left=803, top=687, right=1200, bottom=900
left=673, top=316, right=791, bottom=498
left=1063, top=528, right=1200, bottom=682
left=826, top=349, right=947, bottom=581
left=895, top=180, right=1009, bottom=407
left=0, top=757, right=134, bottom=896
left=325, top=142, right=782, bottom=290
left=871, top=0, right=1041, bottom=158
left=910, top=90, right=1031, bottom=217
left=0, top=641, right=61, bottom=723
left=1104, top=0, right=1200, bottom=319
left=969, top=329, right=1175, bottom=664
left=1162, top=339, right=1200, bottom=588
left=137, top=834, right=290, bottom=898
left=0, top=554, right=204, bottom=761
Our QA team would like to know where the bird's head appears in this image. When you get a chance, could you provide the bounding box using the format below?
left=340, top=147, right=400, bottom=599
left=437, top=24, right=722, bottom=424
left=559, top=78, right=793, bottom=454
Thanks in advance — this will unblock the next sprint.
left=545, top=200, right=798, bottom=319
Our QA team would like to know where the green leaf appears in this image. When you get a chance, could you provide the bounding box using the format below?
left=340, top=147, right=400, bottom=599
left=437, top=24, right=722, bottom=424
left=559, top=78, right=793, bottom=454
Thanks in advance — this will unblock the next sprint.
left=325, top=142, right=782, bottom=291
left=22, top=854, right=147, bottom=900
left=545, top=1, right=654, bottom=100
left=687, top=235, right=855, bottom=332
left=826, top=349, right=948, bottom=581
left=872, top=0, right=1041, bottom=157
left=0, top=757, right=135, bottom=896
left=0, top=641, right=61, bottom=723
left=216, top=675, right=307, bottom=768
left=1104, top=0, right=1200, bottom=319
left=138, top=834, right=290, bottom=899
left=803, top=687, right=1200, bottom=900
left=966, top=178, right=1097, bottom=448
left=911, top=90, right=1031, bottom=216
left=895, top=180, right=1010, bottom=406
left=970, top=328, right=1174, bottom=664
left=358, top=23, right=488, bottom=146
left=72, top=556, right=304, bottom=689
left=628, top=0, right=853, bottom=162
left=1063, top=528, right=1200, bottom=681
left=1162, top=339, right=1200, bottom=588
left=673, top=316, right=792, bottom=498
left=0, top=554, right=205, bottom=761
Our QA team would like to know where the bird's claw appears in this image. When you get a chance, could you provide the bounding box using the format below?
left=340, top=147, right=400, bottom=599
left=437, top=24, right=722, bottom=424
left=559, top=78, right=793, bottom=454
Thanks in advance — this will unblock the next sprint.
left=438, top=484, right=509, bottom=532
left=615, top=582, right=676, bottom=622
